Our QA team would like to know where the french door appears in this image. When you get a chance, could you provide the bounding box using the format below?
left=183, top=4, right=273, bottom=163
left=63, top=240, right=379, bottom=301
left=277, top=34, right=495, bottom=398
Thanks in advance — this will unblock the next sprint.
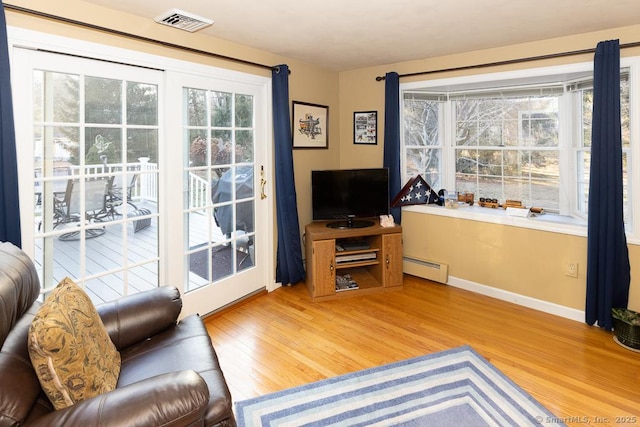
left=11, top=29, right=273, bottom=316
left=165, top=72, right=271, bottom=317
left=13, top=48, right=162, bottom=302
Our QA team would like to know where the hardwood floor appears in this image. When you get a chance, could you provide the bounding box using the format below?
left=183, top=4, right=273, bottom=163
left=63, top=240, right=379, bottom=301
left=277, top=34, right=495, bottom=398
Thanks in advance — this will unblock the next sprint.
left=204, top=275, right=640, bottom=425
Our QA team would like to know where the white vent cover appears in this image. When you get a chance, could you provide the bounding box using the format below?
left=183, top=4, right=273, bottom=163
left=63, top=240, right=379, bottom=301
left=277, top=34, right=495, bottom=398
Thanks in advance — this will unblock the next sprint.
left=154, top=9, right=213, bottom=33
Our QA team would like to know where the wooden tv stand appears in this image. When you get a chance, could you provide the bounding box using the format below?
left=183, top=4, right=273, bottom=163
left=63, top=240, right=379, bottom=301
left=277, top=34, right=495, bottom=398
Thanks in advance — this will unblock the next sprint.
left=304, top=219, right=403, bottom=301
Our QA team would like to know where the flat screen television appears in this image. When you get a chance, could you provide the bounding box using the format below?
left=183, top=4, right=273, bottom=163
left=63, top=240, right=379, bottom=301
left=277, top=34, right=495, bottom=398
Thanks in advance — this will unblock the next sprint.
left=311, top=168, right=389, bottom=228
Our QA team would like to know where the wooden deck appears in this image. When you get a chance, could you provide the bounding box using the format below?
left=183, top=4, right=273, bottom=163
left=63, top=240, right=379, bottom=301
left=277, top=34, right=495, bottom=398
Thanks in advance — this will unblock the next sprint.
left=34, top=202, right=225, bottom=305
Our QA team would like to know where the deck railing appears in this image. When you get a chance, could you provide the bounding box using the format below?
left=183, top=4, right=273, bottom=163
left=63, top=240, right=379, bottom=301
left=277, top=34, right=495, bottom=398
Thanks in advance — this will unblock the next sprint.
left=189, top=173, right=209, bottom=210
left=65, top=158, right=209, bottom=209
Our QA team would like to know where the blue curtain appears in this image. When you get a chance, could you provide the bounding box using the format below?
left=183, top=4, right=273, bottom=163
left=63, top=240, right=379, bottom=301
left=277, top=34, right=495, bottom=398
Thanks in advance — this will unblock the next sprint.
left=272, top=65, right=305, bottom=286
left=0, top=0, right=21, bottom=247
left=585, top=39, right=630, bottom=330
left=383, top=72, right=401, bottom=224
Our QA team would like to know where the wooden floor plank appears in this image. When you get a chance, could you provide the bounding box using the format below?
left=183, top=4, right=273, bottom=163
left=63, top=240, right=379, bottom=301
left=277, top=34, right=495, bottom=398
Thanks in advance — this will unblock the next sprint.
left=205, top=275, right=640, bottom=424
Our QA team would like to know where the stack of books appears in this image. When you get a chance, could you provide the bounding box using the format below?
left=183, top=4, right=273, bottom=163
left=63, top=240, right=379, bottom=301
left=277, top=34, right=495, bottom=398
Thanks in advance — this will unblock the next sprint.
left=335, top=274, right=359, bottom=292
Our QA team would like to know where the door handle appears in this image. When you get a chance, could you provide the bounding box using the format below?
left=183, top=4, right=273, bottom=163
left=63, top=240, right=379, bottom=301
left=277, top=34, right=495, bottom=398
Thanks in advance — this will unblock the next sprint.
left=260, top=165, right=267, bottom=200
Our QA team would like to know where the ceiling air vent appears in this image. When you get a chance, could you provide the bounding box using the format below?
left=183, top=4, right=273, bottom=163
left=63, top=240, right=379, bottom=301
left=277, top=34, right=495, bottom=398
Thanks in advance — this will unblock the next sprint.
left=154, top=9, right=213, bottom=33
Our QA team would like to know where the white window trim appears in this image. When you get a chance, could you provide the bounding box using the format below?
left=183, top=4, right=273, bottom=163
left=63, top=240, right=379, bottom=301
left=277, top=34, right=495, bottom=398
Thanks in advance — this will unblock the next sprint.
left=400, top=58, right=640, bottom=245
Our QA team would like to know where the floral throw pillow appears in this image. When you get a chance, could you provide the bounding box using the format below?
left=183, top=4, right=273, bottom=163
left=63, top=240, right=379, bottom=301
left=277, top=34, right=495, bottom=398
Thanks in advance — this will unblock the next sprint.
left=28, top=277, right=121, bottom=410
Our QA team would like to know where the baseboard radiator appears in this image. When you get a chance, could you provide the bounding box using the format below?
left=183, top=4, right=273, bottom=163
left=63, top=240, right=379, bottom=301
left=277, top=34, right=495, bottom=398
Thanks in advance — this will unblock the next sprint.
left=403, top=256, right=449, bottom=284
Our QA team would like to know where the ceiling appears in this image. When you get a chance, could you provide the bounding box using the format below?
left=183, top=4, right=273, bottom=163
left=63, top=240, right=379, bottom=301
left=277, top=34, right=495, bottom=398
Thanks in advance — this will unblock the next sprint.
left=83, top=0, right=640, bottom=71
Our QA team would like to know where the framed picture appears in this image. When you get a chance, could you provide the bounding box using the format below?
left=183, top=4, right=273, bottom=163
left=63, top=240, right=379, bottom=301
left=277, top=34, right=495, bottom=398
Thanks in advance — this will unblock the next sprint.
left=292, top=101, right=328, bottom=149
left=354, top=111, right=377, bottom=145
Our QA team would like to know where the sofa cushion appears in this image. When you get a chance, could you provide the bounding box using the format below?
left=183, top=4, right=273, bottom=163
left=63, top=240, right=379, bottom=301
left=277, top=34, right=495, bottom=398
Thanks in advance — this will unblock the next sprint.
left=117, top=314, right=234, bottom=426
left=27, top=277, right=121, bottom=410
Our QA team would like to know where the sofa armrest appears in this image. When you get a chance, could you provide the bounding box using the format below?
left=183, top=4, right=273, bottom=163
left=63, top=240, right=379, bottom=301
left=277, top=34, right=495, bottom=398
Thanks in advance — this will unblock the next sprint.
left=97, top=286, right=182, bottom=350
left=29, top=370, right=209, bottom=427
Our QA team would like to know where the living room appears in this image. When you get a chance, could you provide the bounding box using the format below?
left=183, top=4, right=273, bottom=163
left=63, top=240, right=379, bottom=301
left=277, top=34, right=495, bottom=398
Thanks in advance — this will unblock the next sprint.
left=2, top=0, right=640, bottom=424
left=5, top=0, right=640, bottom=318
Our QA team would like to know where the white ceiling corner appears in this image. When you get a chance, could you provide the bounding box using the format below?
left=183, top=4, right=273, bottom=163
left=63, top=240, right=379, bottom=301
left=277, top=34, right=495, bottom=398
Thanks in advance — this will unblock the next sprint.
left=82, top=0, right=640, bottom=71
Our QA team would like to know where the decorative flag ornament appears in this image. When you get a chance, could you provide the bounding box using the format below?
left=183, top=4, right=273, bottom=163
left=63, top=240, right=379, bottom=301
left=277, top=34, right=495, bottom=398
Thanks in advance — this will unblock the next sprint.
left=391, top=175, right=439, bottom=207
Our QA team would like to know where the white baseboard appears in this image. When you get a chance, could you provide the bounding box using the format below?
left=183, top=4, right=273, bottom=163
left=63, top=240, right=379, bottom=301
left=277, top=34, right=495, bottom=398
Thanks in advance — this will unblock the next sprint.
left=447, top=276, right=585, bottom=323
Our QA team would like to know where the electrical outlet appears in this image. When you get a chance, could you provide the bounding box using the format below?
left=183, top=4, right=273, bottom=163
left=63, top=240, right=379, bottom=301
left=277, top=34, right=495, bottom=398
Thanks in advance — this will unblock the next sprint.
left=566, top=262, right=578, bottom=278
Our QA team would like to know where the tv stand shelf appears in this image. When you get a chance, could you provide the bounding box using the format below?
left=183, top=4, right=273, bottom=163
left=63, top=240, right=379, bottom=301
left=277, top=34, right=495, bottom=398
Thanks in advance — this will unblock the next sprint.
left=305, top=219, right=403, bottom=301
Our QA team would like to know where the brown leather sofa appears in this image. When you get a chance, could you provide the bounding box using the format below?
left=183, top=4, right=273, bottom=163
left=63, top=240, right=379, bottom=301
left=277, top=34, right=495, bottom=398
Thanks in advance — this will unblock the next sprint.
left=0, top=242, right=236, bottom=426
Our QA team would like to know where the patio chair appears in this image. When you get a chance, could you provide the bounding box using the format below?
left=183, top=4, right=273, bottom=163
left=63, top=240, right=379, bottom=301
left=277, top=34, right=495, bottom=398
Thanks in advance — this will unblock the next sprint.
left=105, top=173, right=139, bottom=218
left=35, top=167, right=72, bottom=231
left=56, top=178, right=110, bottom=240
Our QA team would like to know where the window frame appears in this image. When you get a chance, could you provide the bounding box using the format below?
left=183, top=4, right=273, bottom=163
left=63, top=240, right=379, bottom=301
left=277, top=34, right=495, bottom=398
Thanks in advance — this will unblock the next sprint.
left=400, top=58, right=640, bottom=244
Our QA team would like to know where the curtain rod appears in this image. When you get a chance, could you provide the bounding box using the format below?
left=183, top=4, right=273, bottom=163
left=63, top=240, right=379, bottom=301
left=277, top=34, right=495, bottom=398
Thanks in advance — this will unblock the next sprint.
left=3, top=3, right=283, bottom=73
left=375, top=40, right=640, bottom=81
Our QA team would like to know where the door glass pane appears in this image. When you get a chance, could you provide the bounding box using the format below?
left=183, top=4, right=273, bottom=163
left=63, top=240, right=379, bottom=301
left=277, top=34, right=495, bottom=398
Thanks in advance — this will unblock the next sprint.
left=35, top=125, right=79, bottom=234
left=236, top=130, right=254, bottom=162
left=189, top=246, right=211, bottom=284
left=238, top=235, right=255, bottom=273
left=237, top=200, right=254, bottom=233
left=212, top=243, right=233, bottom=282
left=127, top=82, right=158, bottom=126
left=235, top=94, right=253, bottom=127
left=212, top=130, right=232, bottom=165
left=85, top=77, right=121, bottom=124
left=211, top=91, right=232, bottom=127
left=32, top=66, right=160, bottom=305
left=187, top=88, right=207, bottom=126
left=128, top=129, right=158, bottom=162
left=185, top=88, right=256, bottom=291
left=35, top=71, right=80, bottom=123
left=85, top=128, right=121, bottom=166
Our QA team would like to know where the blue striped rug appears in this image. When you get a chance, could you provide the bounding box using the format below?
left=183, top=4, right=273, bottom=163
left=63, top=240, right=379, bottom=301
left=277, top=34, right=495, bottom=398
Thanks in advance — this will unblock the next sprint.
left=235, top=346, right=564, bottom=426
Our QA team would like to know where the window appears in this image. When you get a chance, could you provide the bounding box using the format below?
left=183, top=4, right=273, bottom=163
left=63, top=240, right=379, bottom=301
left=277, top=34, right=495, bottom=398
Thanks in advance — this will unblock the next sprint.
left=573, top=75, right=631, bottom=222
left=401, top=62, right=635, bottom=234
left=404, top=93, right=443, bottom=189
left=453, top=93, right=560, bottom=210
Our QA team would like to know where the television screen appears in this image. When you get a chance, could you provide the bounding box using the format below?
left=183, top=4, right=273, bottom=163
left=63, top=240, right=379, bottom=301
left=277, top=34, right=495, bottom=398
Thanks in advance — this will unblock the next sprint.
left=311, top=168, right=389, bottom=226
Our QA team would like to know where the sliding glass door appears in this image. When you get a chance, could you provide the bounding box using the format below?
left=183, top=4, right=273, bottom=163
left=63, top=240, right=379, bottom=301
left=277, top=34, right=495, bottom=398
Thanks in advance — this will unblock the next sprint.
left=11, top=31, right=273, bottom=316
left=13, top=48, right=161, bottom=301
left=165, top=72, right=271, bottom=317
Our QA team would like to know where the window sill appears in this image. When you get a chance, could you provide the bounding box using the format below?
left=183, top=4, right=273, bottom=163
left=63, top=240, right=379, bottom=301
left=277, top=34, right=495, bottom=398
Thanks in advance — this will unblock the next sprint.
left=403, top=203, right=588, bottom=238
